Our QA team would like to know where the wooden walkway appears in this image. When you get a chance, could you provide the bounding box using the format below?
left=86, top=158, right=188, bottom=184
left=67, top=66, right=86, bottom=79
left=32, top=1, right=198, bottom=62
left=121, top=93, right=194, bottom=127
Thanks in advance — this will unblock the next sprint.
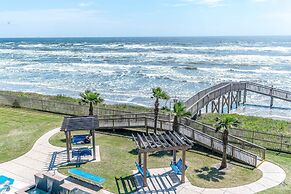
left=98, top=113, right=266, bottom=168
left=185, top=81, right=291, bottom=117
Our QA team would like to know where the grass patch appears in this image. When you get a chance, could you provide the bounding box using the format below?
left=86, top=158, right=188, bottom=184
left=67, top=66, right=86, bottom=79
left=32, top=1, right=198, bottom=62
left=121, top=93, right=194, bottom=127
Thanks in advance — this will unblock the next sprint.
left=0, top=106, right=63, bottom=163
left=51, top=130, right=261, bottom=193
left=198, top=113, right=291, bottom=135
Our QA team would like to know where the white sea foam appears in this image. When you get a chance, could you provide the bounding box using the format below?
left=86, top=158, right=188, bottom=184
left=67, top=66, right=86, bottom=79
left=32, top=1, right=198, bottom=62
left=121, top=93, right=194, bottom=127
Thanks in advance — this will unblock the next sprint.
left=1, top=47, right=291, bottom=66
left=95, top=43, right=291, bottom=53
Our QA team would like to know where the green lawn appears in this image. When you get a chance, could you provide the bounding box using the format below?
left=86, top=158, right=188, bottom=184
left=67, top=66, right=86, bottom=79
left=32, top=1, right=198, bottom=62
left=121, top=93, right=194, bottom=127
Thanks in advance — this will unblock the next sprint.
left=50, top=130, right=262, bottom=193
left=0, top=106, right=63, bottom=163
left=198, top=113, right=291, bottom=135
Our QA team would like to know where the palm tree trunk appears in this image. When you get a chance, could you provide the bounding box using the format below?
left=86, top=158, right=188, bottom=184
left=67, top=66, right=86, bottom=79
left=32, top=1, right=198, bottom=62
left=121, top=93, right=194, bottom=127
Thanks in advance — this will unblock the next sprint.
left=154, top=98, right=159, bottom=134
left=220, top=129, right=229, bottom=169
left=173, top=116, right=179, bottom=132
left=89, top=102, right=93, bottom=115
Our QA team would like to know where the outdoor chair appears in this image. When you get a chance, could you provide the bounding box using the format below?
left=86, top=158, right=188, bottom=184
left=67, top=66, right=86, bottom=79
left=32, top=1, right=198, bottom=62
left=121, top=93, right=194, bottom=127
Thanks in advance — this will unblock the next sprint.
left=72, top=134, right=91, bottom=145
left=170, top=158, right=188, bottom=175
left=135, top=162, right=150, bottom=177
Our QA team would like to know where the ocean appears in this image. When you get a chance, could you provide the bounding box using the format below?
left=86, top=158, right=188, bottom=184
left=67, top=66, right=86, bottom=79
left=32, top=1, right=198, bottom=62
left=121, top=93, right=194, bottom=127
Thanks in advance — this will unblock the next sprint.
left=0, top=36, right=291, bottom=119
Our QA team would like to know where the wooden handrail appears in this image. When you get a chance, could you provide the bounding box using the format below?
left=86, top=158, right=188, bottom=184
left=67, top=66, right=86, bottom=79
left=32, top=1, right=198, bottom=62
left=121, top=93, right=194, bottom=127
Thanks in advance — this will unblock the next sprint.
left=99, top=114, right=263, bottom=166
left=190, top=119, right=266, bottom=150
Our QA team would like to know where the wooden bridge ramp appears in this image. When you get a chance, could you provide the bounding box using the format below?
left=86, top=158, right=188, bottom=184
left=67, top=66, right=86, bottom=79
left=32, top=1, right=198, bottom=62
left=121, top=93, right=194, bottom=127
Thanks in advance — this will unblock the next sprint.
left=185, top=81, right=291, bottom=117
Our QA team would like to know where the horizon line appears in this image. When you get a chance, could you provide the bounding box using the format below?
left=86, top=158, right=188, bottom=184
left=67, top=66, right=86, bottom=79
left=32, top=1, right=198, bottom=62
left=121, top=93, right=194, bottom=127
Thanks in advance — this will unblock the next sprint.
left=1, top=35, right=291, bottom=39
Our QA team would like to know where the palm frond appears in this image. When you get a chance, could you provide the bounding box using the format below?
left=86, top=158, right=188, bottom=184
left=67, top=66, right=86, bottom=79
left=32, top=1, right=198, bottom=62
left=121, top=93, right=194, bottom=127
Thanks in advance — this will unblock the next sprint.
left=80, top=90, right=104, bottom=105
left=152, top=87, right=169, bottom=100
left=173, top=101, right=191, bottom=117
left=215, top=115, right=241, bottom=132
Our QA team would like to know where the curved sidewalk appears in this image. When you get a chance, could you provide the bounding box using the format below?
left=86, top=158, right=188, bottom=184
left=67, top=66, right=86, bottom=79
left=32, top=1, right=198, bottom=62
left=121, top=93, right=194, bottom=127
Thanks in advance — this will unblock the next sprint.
left=0, top=128, right=63, bottom=192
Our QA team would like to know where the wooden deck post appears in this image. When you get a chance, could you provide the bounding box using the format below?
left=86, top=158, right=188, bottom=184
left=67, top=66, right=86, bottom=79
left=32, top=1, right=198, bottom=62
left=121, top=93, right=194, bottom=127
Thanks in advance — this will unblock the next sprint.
left=65, top=131, right=70, bottom=162
left=270, top=85, right=274, bottom=108
left=68, top=131, right=72, bottom=150
left=145, top=117, right=148, bottom=134
left=230, top=92, right=234, bottom=109
left=227, top=92, right=231, bottom=113
left=238, top=90, right=242, bottom=104
left=221, top=96, right=225, bottom=114
left=173, top=150, right=177, bottom=164
left=243, top=90, right=247, bottom=104
left=217, top=97, right=221, bottom=114
left=181, top=149, right=186, bottom=183
left=92, top=129, right=96, bottom=160
left=235, top=91, right=239, bottom=108
left=143, top=152, right=148, bottom=187
left=138, top=152, right=141, bottom=165
left=205, top=103, right=208, bottom=113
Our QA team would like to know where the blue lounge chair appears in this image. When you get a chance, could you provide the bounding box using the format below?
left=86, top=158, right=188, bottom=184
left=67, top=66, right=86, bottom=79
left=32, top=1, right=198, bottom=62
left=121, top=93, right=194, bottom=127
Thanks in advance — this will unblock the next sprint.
left=72, top=135, right=91, bottom=145
left=170, top=158, right=188, bottom=175
left=72, top=148, right=92, bottom=158
left=68, top=168, right=106, bottom=186
left=0, top=176, right=14, bottom=193
left=135, top=162, right=150, bottom=177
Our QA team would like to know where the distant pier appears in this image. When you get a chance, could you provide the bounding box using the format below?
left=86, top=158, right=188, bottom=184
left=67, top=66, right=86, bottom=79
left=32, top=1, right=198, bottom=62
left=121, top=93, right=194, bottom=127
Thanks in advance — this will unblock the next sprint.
left=185, top=81, right=291, bottom=117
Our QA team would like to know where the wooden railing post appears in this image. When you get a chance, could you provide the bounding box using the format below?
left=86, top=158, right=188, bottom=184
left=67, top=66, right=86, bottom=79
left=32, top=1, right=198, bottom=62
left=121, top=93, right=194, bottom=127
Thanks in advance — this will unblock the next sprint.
left=270, top=85, right=274, bottom=108
left=238, top=90, right=242, bottom=104
left=227, top=92, right=231, bottom=113
left=192, top=130, right=195, bottom=142
left=211, top=138, right=214, bottom=153
left=217, top=97, right=221, bottom=113
left=243, top=89, right=247, bottom=105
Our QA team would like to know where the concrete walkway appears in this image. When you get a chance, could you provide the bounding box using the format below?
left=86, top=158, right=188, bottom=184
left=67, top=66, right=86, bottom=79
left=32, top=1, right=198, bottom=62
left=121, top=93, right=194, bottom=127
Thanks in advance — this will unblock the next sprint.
left=0, top=128, right=63, bottom=193
left=0, top=128, right=102, bottom=193
left=0, top=127, right=287, bottom=194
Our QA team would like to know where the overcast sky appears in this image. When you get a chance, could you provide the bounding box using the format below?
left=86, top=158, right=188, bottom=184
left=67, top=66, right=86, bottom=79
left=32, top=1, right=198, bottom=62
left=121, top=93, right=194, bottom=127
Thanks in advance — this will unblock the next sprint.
left=0, top=0, right=291, bottom=37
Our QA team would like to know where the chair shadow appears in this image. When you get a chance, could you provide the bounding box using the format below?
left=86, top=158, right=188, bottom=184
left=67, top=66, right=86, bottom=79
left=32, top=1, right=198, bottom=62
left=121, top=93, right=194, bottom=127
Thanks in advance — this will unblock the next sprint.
left=116, top=171, right=180, bottom=194
left=115, top=174, right=139, bottom=194
left=194, top=166, right=225, bottom=182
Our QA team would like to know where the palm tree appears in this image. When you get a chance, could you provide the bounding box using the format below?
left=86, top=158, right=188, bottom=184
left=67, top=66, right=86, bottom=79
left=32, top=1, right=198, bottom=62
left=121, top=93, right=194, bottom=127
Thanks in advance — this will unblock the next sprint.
left=152, top=87, right=169, bottom=134
left=172, top=101, right=191, bottom=132
left=215, top=116, right=240, bottom=169
left=80, top=90, right=104, bottom=115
